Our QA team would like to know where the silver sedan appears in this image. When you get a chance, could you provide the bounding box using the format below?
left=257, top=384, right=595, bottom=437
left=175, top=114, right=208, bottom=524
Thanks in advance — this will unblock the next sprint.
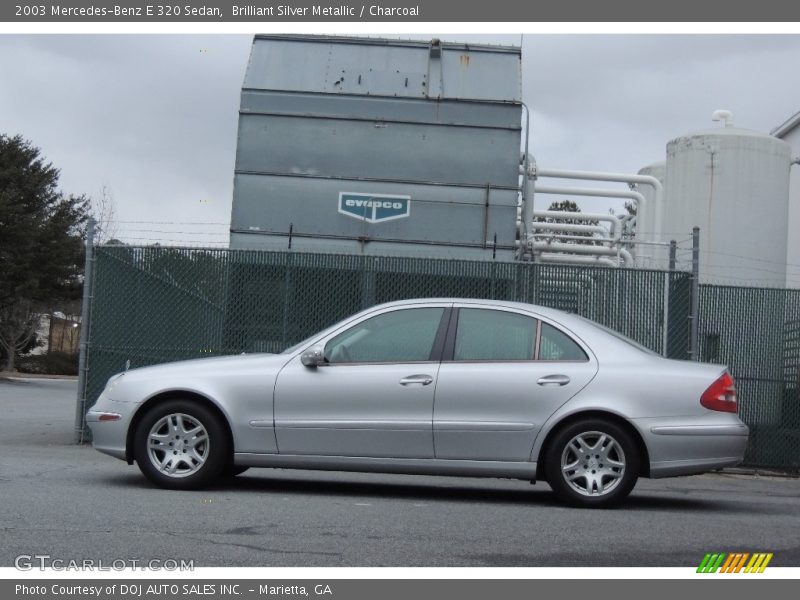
left=87, top=299, right=748, bottom=507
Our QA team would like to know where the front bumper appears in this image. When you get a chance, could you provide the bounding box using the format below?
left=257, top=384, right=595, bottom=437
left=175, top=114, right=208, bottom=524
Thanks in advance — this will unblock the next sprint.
left=86, top=395, right=137, bottom=461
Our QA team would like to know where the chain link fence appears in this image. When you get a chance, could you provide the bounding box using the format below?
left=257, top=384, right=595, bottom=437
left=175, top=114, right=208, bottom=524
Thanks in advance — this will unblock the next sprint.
left=698, top=285, right=800, bottom=469
left=76, top=243, right=800, bottom=471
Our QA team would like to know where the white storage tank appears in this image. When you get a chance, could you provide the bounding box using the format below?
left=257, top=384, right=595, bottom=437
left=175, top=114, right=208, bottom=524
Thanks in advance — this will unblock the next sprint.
left=663, top=112, right=792, bottom=287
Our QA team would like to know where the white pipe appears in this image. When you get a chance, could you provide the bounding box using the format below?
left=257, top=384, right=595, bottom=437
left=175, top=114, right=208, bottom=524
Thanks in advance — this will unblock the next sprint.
left=537, top=253, right=617, bottom=268
left=619, top=214, right=637, bottom=241
left=532, top=234, right=617, bottom=244
left=517, top=105, right=533, bottom=258
left=535, top=168, right=663, bottom=193
left=521, top=154, right=535, bottom=255
left=532, top=222, right=607, bottom=236
left=535, top=167, right=664, bottom=242
left=534, top=182, right=648, bottom=263
left=533, top=210, right=619, bottom=237
left=532, top=241, right=634, bottom=266
left=534, top=184, right=647, bottom=218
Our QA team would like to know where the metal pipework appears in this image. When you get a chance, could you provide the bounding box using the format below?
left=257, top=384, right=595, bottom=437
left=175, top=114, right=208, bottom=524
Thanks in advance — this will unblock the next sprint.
left=535, top=167, right=664, bottom=241
left=532, top=210, right=621, bottom=238
left=620, top=214, right=636, bottom=237
left=533, top=184, right=647, bottom=227
left=537, top=253, right=617, bottom=268
left=532, top=233, right=617, bottom=244
left=518, top=103, right=533, bottom=258
left=531, top=222, right=608, bottom=236
left=532, top=241, right=633, bottom=266
left=533, top=184, right=647, bottom=263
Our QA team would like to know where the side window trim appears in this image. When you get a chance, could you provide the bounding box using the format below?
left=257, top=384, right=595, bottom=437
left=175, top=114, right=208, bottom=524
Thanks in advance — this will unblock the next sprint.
left=441, top=307, right=460, bottom=362
left=534, top=318, right=542, bottom=360
left=428, top=306, right=454, bottom=362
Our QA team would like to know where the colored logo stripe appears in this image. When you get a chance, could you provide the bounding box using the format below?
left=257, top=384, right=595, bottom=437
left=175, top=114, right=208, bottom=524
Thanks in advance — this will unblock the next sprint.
left=697, top=553, right=726, bottom=573
left=745, top=553, right=773, bottom=573
left=697, top=552, right=772, bottom=573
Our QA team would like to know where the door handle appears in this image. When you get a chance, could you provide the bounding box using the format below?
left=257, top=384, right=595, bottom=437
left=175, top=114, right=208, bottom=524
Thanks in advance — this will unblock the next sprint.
left=399, top=374, right=434, bottom=386
left=537, top=374, right=571, bottom=386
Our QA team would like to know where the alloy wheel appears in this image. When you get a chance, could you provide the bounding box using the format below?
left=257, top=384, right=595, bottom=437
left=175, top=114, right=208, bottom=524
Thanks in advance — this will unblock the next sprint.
left=146, top=413, right=210, bottom=478
left=560, top=430, right=626, bottom=497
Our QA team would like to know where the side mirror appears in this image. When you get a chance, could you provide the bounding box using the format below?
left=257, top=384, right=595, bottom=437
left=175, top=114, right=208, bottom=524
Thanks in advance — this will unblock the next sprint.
left=300, top=345, right=326, bottom=368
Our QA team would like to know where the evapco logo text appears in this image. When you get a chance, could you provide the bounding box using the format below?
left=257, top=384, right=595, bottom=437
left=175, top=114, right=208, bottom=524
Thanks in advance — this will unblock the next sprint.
left=338, top=192, right=411, bottom=223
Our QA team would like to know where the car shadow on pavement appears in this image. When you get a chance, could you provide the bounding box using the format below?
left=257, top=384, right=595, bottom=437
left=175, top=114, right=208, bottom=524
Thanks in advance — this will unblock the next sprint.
left=105, top=471, right=735, bottom=512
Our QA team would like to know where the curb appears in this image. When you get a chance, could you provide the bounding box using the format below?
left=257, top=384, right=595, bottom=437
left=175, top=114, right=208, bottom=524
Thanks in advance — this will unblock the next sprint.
left=720, top=467, right=799, bottom=479
left=0, top=375, right=78, bottom=383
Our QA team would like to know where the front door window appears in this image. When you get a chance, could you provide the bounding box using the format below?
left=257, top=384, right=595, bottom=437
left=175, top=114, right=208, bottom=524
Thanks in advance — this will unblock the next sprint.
left=325, top=307, right=444, bottom=364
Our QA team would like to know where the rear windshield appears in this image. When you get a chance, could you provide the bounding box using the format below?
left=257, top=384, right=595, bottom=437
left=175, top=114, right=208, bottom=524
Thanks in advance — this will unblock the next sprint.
left=575, top=316, right=659, bottom=356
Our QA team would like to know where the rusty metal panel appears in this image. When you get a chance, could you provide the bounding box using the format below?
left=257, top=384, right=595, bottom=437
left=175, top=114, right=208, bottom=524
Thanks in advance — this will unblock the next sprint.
left=231, top=35, right=523, bottom=259
left=244, top=34, right=521, bottom=102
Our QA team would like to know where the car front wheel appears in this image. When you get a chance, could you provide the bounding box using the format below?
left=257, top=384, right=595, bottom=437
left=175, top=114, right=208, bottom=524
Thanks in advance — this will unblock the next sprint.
left=545, top=418, right=640, bottom=508
left=133, top=400, right=228, bottom=490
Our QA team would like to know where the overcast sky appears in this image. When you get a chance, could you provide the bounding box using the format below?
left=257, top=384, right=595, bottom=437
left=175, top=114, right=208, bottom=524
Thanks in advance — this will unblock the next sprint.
left=1, top=34, right=799, bottom=245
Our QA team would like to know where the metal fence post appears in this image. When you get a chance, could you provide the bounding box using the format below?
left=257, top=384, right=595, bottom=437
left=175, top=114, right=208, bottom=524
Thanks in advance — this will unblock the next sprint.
left=74, top=218, right=96, bottom=443
left=668, top=240, right=677, bottom=272
left=661, top=239, right=679, bottom=357
left=689, top=227, right=700, bottom=361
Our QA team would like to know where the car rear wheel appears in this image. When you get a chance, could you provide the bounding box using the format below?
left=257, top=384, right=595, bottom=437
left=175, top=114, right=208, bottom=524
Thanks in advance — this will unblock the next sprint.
left=133, top=400, right=229, bottom=490
left=545, top=418, right=640, bottom=508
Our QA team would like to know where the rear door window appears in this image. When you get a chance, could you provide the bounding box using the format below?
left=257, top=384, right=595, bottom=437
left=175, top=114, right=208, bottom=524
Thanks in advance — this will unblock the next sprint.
left=453, top=308, right=537, bottom=361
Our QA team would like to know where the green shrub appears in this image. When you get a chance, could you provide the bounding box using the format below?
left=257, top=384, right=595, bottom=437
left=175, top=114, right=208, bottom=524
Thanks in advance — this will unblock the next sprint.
left=16, top=352, right=78, bottom=376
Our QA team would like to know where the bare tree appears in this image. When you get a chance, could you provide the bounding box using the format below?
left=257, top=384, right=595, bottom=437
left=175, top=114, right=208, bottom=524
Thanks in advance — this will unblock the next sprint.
left=0, top=300, right=41, bottom=372
left=90, top=185, right=118, bottom=244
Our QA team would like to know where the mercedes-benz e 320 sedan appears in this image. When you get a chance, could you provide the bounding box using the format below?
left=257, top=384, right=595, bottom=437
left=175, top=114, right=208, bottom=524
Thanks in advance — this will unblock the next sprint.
left=88, top=299, right=748, bottom=507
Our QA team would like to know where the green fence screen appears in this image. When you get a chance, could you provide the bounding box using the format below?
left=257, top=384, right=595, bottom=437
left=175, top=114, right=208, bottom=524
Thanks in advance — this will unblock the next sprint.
left=78, top=245, right=800, bottom=471
left=699, top=285, right=800, bottom=469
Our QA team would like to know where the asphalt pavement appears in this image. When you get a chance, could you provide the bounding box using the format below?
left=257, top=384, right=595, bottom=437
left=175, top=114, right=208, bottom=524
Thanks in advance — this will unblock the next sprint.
left=1, top=377, right=799, bottom=567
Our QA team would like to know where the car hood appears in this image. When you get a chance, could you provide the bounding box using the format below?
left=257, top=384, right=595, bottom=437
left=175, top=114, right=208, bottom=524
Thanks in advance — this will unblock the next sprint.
left=120, top=352, right=285, bottom=378
left=101, top=353, right=294, bottom=402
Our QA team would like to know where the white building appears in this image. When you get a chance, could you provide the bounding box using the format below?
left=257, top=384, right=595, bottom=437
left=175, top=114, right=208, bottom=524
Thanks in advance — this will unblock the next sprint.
left=771, top=111, right=800, bottom=288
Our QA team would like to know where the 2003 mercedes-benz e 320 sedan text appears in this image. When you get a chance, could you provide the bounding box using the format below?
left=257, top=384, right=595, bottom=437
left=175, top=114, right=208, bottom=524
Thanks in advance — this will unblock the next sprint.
left=88, top=299, right=748, bottom=507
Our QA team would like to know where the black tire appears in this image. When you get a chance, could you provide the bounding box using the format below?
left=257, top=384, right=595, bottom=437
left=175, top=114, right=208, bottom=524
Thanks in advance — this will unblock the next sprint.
left=133, top=400, right=229, bottom=490
left=545, top=418, right=640, bottom=508
left=222, top=465, right=250, bottom=478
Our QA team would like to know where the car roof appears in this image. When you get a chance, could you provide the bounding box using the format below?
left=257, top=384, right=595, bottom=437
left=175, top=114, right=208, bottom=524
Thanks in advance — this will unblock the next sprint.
left=366, top=298, right=654, bottom=361
left=368, top=297, right=576, bottom=320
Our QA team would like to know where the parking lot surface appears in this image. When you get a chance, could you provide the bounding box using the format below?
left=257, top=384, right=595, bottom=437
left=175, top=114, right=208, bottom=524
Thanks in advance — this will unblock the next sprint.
left=1, top=377, right=799, bottom=567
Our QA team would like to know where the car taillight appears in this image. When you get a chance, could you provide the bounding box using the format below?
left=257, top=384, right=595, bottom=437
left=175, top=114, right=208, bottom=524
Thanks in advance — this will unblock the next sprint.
left=700, top=372, right=738, bottom=413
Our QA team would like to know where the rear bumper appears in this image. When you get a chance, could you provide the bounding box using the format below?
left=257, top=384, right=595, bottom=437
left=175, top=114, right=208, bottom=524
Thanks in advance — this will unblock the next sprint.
left=649, top=455, right=746, bottom=478
left=633, top=415, right=749, bottom=478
